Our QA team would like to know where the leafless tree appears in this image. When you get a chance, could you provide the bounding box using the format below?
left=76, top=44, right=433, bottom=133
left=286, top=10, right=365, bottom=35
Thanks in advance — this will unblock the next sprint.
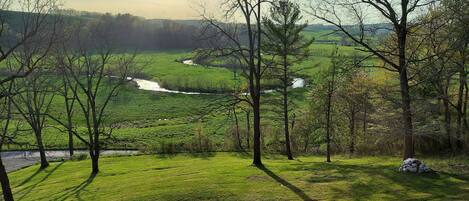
left=54, top=24, right=138, bottom=174
left=10, top=69, right=56, bottom=169
left=0, top=83, right=17, bottom=201
left=198, top=0, right=268, bottom=166
left=0, top=0, right=59, bottom=200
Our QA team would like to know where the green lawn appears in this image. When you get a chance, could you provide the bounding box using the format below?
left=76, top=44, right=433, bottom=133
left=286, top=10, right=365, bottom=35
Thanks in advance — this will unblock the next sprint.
left=8, top=153, right=469, bottom=200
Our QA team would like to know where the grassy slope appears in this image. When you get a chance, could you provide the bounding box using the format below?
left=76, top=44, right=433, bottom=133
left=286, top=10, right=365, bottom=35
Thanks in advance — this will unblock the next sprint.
left=8, top=153, right=469, bottom=201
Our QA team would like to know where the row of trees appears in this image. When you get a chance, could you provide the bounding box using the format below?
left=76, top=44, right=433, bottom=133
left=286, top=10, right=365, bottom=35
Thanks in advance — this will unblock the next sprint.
left=0, top=1, right=139, bottom=200
left=204, top=0, right=467, bottom=166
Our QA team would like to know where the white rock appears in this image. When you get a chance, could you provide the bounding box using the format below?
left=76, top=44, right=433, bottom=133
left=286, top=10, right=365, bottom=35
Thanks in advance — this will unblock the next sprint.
left=399, top=158, right=432, bottom=173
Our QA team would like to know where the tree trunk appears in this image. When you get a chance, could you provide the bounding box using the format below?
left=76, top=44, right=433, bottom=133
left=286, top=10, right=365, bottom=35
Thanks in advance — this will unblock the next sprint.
left=68, top=130, right=74, bottom=157
left=35, top=130, right=49, bottom=169
left=91, top=154, right=99, bottom=175
left=349, top=106, right=356, bottom=155
left=455, top=59, right=466, bottom=150
left=246, top=111, right=251, bottom=149
left=252, top=95, right=262, bottom=166
left=363, top=94, right=368, bottom=137
left=65, top=98, right=74, bottom=157
left=399, top=69, right=414, bottom=159
left=0, top=156, right=13, bottom=201
left=397, top=24, right=414, bottom=159
left=233, top=108, right=243, bottom=150
left=443, top=97, right=453, bottom=150
left=283, top=69, right=293, bottom=160
left=252, top=0, right=263, bottom=167
left=326, top=91, right=332, bottom=163
left=464, top=83, right=468, bottom=148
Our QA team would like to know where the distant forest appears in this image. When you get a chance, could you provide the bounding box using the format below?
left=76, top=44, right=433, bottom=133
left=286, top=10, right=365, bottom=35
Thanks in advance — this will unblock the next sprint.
left=1, top=9, right=387, bottom=51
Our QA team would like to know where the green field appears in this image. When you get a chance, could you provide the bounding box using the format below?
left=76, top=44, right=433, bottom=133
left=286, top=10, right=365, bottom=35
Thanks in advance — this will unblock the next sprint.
left=6, top=42, right=360, bottom=152
left=8, top=153, right=469, bottom=200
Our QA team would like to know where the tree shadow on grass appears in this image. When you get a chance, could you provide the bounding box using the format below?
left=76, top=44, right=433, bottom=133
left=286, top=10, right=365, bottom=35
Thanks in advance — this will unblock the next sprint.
left=258, top=166, right=315, bottom=201
left=55, top=173, right=96, bottom=201
left=16, top=162, right=64, bottom=200
left=287, top=162, right=469, bottom=200
left=16, top=167, right=45, bottom=187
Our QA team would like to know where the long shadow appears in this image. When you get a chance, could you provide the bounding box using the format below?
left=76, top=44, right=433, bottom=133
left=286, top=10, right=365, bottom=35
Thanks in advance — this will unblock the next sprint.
left=288, top=162, right=469, bottom=200
left=258, top=166, right=315, bottom=201
left=55, top=173, right=96, bottom=201
left=16, top=162, right=64, bottom=200
left=16, top=168, right=45, bottom=187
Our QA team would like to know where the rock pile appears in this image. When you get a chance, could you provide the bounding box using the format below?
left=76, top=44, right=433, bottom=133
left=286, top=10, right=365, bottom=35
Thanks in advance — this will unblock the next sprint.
left=399, top=158, right=432, bottom=173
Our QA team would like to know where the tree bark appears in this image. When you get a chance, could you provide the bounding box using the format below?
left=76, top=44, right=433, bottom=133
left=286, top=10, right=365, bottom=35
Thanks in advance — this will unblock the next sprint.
left=252, top=0, right=263, bottom=167
left=464, top=83, right=468, bottom=147
left=91, top=154, right=99, bottom=175
left=397, top=21, right=414, bottom=159
left=65, top=96, right=74, bottom=157
left=443, top=97, right=453, bottom=150
left=233, top=108, right=243, bottom=150
left=252, top=94, right=262, bottom=166
left=349, top=105, right=356, bottom=155
left=326, top=90, right=332, bottom=163
left=0, top=156, right=13, bottom=201
left=246, top=111, right=251, bottom=149
left=283, top=65, right=293, bottom=160
left=455, top=53, right=466, bottom=150
left=35, top=130, right=49, bottom=168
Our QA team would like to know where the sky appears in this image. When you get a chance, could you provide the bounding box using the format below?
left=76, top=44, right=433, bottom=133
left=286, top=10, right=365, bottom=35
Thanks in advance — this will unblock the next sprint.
left=63, top=0, right=220, bottom=20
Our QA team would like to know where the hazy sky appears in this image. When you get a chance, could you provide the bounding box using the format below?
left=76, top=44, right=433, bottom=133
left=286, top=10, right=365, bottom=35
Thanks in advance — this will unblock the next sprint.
left=63, top=0, right=219, bottom=20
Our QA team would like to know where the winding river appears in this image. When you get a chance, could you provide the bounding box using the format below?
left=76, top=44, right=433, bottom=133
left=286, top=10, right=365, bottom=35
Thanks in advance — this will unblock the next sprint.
left=132, top=60, right=306, bottom=94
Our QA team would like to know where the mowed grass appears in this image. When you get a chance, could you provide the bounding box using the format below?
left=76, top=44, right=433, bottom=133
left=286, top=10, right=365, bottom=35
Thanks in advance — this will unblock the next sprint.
left=8, top=153, right=469, bottom=201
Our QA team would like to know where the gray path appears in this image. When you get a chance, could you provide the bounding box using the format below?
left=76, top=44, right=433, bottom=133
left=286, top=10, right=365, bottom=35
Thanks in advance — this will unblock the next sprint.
left=1, top=150, right=139, bottom=172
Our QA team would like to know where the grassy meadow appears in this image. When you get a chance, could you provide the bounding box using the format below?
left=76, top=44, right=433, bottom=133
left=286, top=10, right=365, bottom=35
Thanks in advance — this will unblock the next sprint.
left=6, top=39, right=364, bottom=152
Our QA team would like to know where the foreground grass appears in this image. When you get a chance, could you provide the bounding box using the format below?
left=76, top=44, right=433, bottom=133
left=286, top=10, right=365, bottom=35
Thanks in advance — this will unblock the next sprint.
left=8, top=153, right=469, bottom=200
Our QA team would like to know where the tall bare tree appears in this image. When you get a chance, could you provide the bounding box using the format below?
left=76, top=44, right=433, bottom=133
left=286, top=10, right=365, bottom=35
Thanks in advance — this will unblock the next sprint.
left=0, top=83, right=17, bottom=201
left=0, top=0, right=59, bottom=200
left=199, top=0, right=266, bottom=166
left=10, top=69, right=56, bottom=169
left=56, top=25, right=138, bottom=174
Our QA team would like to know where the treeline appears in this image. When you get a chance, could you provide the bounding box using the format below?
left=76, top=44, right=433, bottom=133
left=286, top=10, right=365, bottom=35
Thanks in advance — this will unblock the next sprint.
left=1, top=9, right=205, bottom=51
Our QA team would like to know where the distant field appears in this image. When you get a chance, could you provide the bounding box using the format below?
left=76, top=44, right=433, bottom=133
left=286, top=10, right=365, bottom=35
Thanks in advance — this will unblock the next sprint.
left=5, top=41, right=379, bottom=152
left=7, top=153, right=469, bottom=200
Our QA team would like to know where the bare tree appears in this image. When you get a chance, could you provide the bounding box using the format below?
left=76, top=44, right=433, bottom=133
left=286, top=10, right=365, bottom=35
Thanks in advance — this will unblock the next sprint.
left=324, top=47, right=343, bottom=162
left=306, top=0, right=438, bottom=159
left=55, top=25, right=138, bottom=174
left=199, top=0, right=267, bottom=166
left=0, top=83, right=17, bottom=201
left=0, top=0, right=59, bottom=200
left=10, top=69, right=56, bottom=169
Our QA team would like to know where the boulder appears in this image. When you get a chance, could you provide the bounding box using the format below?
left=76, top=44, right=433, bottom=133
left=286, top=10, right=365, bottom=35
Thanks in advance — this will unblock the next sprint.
left=399, top=158, right=432, bottom=173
